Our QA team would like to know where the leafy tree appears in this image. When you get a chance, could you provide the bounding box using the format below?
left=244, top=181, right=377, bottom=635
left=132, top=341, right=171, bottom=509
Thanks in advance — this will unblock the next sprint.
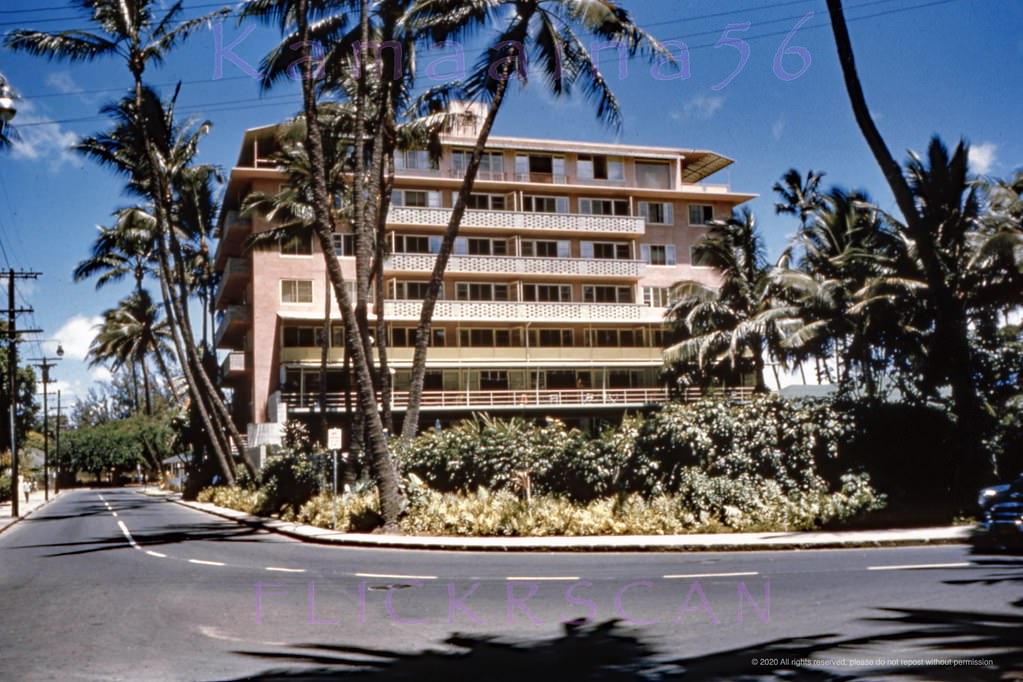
left=664, top=208, right=781, bottom=391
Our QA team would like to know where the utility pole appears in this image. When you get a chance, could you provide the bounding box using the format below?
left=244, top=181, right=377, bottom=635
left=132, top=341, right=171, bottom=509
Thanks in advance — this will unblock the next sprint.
left=31, top=355, right=62, bottom=501
left=54, top=390, right=61, bottom=494
left=4, top=269, right=41, bottom=517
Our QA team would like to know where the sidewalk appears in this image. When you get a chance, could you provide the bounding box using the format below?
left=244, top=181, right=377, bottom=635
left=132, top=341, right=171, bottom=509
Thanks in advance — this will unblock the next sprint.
left=0, top=488, right=60, bottom=535
left=142, top=488, right=975, bottom=552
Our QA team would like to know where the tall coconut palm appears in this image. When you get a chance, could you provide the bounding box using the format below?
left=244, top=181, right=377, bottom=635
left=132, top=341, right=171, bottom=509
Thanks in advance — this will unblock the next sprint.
left=774, top=168, right=826, bottom=231
left=398, top=0, right=671, bottom=440
left=89, top=289, right=175, bottom=417
left=7, top=0, right=249, bottom=483
left=73, top=210, right=157, bottom=295
left=664, top=208, right=781, bottom=392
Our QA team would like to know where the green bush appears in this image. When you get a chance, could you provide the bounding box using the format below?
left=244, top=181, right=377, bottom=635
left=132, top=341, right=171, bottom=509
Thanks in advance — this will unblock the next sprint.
left=0, top=474, right=10, bottom=503
left=196, top=485, right=266, bottom=514
left=256, top=450, right=329, bottom=516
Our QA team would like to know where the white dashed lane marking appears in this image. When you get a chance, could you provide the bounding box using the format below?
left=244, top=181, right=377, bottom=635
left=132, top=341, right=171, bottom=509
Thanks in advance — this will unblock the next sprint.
left=146, top=551, right=167, bottom=558
left=505, top=576, right=580, bottom=581
left=188, top=559, right=226, bottom=567
left=356, top=572, right=437, bottom=580
left=265, top=567, right=307, bottom=573
left=663, top=571, right=759, bottom=579
left=867, top=562, right=972, bottom=571
left=116, top=520, right=140, bottom=550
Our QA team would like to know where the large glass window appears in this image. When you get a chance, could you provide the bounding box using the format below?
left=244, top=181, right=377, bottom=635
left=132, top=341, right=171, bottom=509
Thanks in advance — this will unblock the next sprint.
left=522, top=195, right=569, bottom=213
left=454, top=237, right=508, bottom=256
left=452, top=150, right=504, bottom=179
left=516, top=154, right=565, bottom=182
left=393, top=234, right=432, bottom=254
left=528, top=328, right=574, bottom=347
left=455, top=282, right=510, bottom=301
left=582, top=285, right=634, bottom=303
left=576, top=154, right=625, bottom=181
left=635, top=161, right=672, bottom=189
left=522, top=284, right=572, bottom=302
left=640, top=243, right=677, bottom=266
left=521, top=239, right=570, bottom=258
left=581, top=241, right=631, bottom=260
left=638, top=201, right=674, bottom=224
left=392, top=189, right=442, bottom=207
left=394, top=149, right=438, bottom=171
left=390, top=280, right=434, bottom=299
left=465, top=193, right=508, bottom=210
left=281, top=279, right=313, bottom=303
left=688, top=204, right=714, bottom=225
left=282, top=326, right=318, bottom=347
left=280, top=232, right=312, bottom=255
left=332, top=232, right=355, bottom=256
left=579, top=198, right=629, bottom=216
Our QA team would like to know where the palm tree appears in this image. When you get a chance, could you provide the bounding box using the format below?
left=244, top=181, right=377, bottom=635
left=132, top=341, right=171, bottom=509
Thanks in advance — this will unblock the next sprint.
left=664, top=208, right=780, bottom=392
left=774, top=168, right=825, bottom=230
left=398, top=0, right=670, bottom=440
left=7, top=1, right=250, bottom=483
left=89, top=289, right=175, bottom=417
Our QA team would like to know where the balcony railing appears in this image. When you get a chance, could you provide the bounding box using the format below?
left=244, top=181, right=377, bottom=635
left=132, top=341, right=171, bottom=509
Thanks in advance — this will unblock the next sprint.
left=386, top=253, right=644, bottom=278
left=387, top=206, right=645, bottom=235
left=221, top=351, right=246, bottom=378
left=383, top=299, right=665, bottom=323
left=214, top=257, right=249, bottom=307
left=279, top=386, right=753, bottom=412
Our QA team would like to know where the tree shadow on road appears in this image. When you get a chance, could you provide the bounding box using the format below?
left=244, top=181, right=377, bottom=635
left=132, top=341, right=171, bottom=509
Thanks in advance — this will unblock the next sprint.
left=11, top=522, right=270, bottom=557
left=218, top=559, right=1023, bottom=681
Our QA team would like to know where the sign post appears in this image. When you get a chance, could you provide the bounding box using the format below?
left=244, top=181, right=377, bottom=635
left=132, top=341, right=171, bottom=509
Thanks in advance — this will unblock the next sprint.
left=327, top=428, right=342, bottom=529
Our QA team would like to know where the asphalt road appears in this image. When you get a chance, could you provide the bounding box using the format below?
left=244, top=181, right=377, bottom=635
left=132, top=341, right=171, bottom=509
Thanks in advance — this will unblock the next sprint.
left=1, top=488, right=1020, bottom=681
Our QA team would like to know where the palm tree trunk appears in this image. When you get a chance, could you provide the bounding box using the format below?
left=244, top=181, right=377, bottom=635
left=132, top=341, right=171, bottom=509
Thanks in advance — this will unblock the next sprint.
left=294, top=0, right=402, bottom=528
left=140, top=358, right=152, bottom=416
left=400, top=54, right=514, bottom=442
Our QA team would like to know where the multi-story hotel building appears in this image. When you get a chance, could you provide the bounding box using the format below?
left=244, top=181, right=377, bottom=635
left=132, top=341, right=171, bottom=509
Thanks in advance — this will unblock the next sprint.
left=214, top=116, right=755, bottom=445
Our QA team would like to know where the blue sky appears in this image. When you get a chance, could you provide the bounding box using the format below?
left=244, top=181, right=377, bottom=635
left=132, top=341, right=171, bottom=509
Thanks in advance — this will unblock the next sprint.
left=0, top=0, right=1019, bottom=406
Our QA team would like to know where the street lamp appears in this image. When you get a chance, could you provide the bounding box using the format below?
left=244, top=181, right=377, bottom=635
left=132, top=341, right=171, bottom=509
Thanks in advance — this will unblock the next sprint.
left=29, top=343, right=63, bottom=501
left=0, top=73, right=17, bottom=145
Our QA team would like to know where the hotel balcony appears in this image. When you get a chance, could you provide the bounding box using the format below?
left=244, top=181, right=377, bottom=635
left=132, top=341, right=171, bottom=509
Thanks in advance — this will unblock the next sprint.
left=214, top=304, right=250, bottom=349
left=214, top=257, right=250, bottom=308
left=221, top=351, right=247, bottom=379
left=277, top=386, right=753, bottom=414
left=278, top=346, right=664, bottom=367
left=386, top=254, right=644, bottom=279
left=383, top=299, right=666, bottom=324
left=214, top=211, right=252, bottom=268
left=387, top=206, right=645, bottom=236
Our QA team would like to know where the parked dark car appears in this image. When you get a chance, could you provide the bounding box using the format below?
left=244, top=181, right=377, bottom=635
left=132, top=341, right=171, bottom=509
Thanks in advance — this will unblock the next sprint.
left=974, top=475, right=1023, bottom=550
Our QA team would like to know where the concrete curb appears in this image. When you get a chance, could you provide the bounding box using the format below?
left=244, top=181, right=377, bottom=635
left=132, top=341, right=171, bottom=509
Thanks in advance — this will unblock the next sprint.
left=140, top=488, right=975, bottom=552
left=0, top=491, right=62, bottom=535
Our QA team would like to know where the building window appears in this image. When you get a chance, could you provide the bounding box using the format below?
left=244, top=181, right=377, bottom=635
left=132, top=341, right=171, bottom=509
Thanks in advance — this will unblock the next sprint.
left=392, top=189, right=442, bottom=208
left=393, top=234, right=433, bottom=254
left=576, top=154, right=625, bottom=181
left=587, top=329, right=643, bottom=347
left=582, top=285, right=634, bottom=303
left=455, top=282, right=510, bottom=301
left=635, top=161, right=672, bottom=189
left=281, top=279, right=313, bottom=303
left=688, top=204, right=714, bottom=225
left=280, top=232, right=312, bottom=255
left=638, top=201, right=673, bottom=224
left=390, top=280, right=434, bottom=300
left=391, top=326, right=445, bottom=347
left=522, top=284, right=572, bottom=302
left=394, top=149, right=438, bottom=171
left=521, top=239, right=570, bottom=258
left=465, top=193, right=508, bottom=210
left=528, top=328, right=574, bottom=347
left=452, top=150, right=504, bottom=179
left=454, top=237, right=508, bottom=256
left=643, top=286, right=672, bottom=308
left=640, top=244, right=677, bottom=266
left=579, top=197, right=629, bottom=216
left=282, top=326, right=318, bottom=347
left=516, top=154, right=566, bottom=183
left=522, top=195, right=569, bottom=214
left=479, top=370, right=509, bottom=390
left=332, top=232, right=355, bottom=256
left=459, top=328, right=521, bottom=347
left=581, top=241, right=631, bottom=260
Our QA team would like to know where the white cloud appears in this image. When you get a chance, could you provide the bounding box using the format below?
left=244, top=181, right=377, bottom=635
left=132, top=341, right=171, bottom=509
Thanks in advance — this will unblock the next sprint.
left=90, top=366, right=113, bottom=383
left=969, top=142, right=998, bottom=174
left=52, top=315, right=102, bottom=361
left=45, top=71, right=79, bottom=94
left=771, top=116, right=785, bottom=141
left=9, top=99, right=82, bottom=171
left=678, top=94, right=725, bottom=120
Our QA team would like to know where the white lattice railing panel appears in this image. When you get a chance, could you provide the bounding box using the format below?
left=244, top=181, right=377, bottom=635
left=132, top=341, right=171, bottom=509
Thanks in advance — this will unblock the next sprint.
left=387, top=254, right=643, bottom=278
left=383, top=299, right=664, bottom=323
left=388, top=206, right=645, bottom=235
